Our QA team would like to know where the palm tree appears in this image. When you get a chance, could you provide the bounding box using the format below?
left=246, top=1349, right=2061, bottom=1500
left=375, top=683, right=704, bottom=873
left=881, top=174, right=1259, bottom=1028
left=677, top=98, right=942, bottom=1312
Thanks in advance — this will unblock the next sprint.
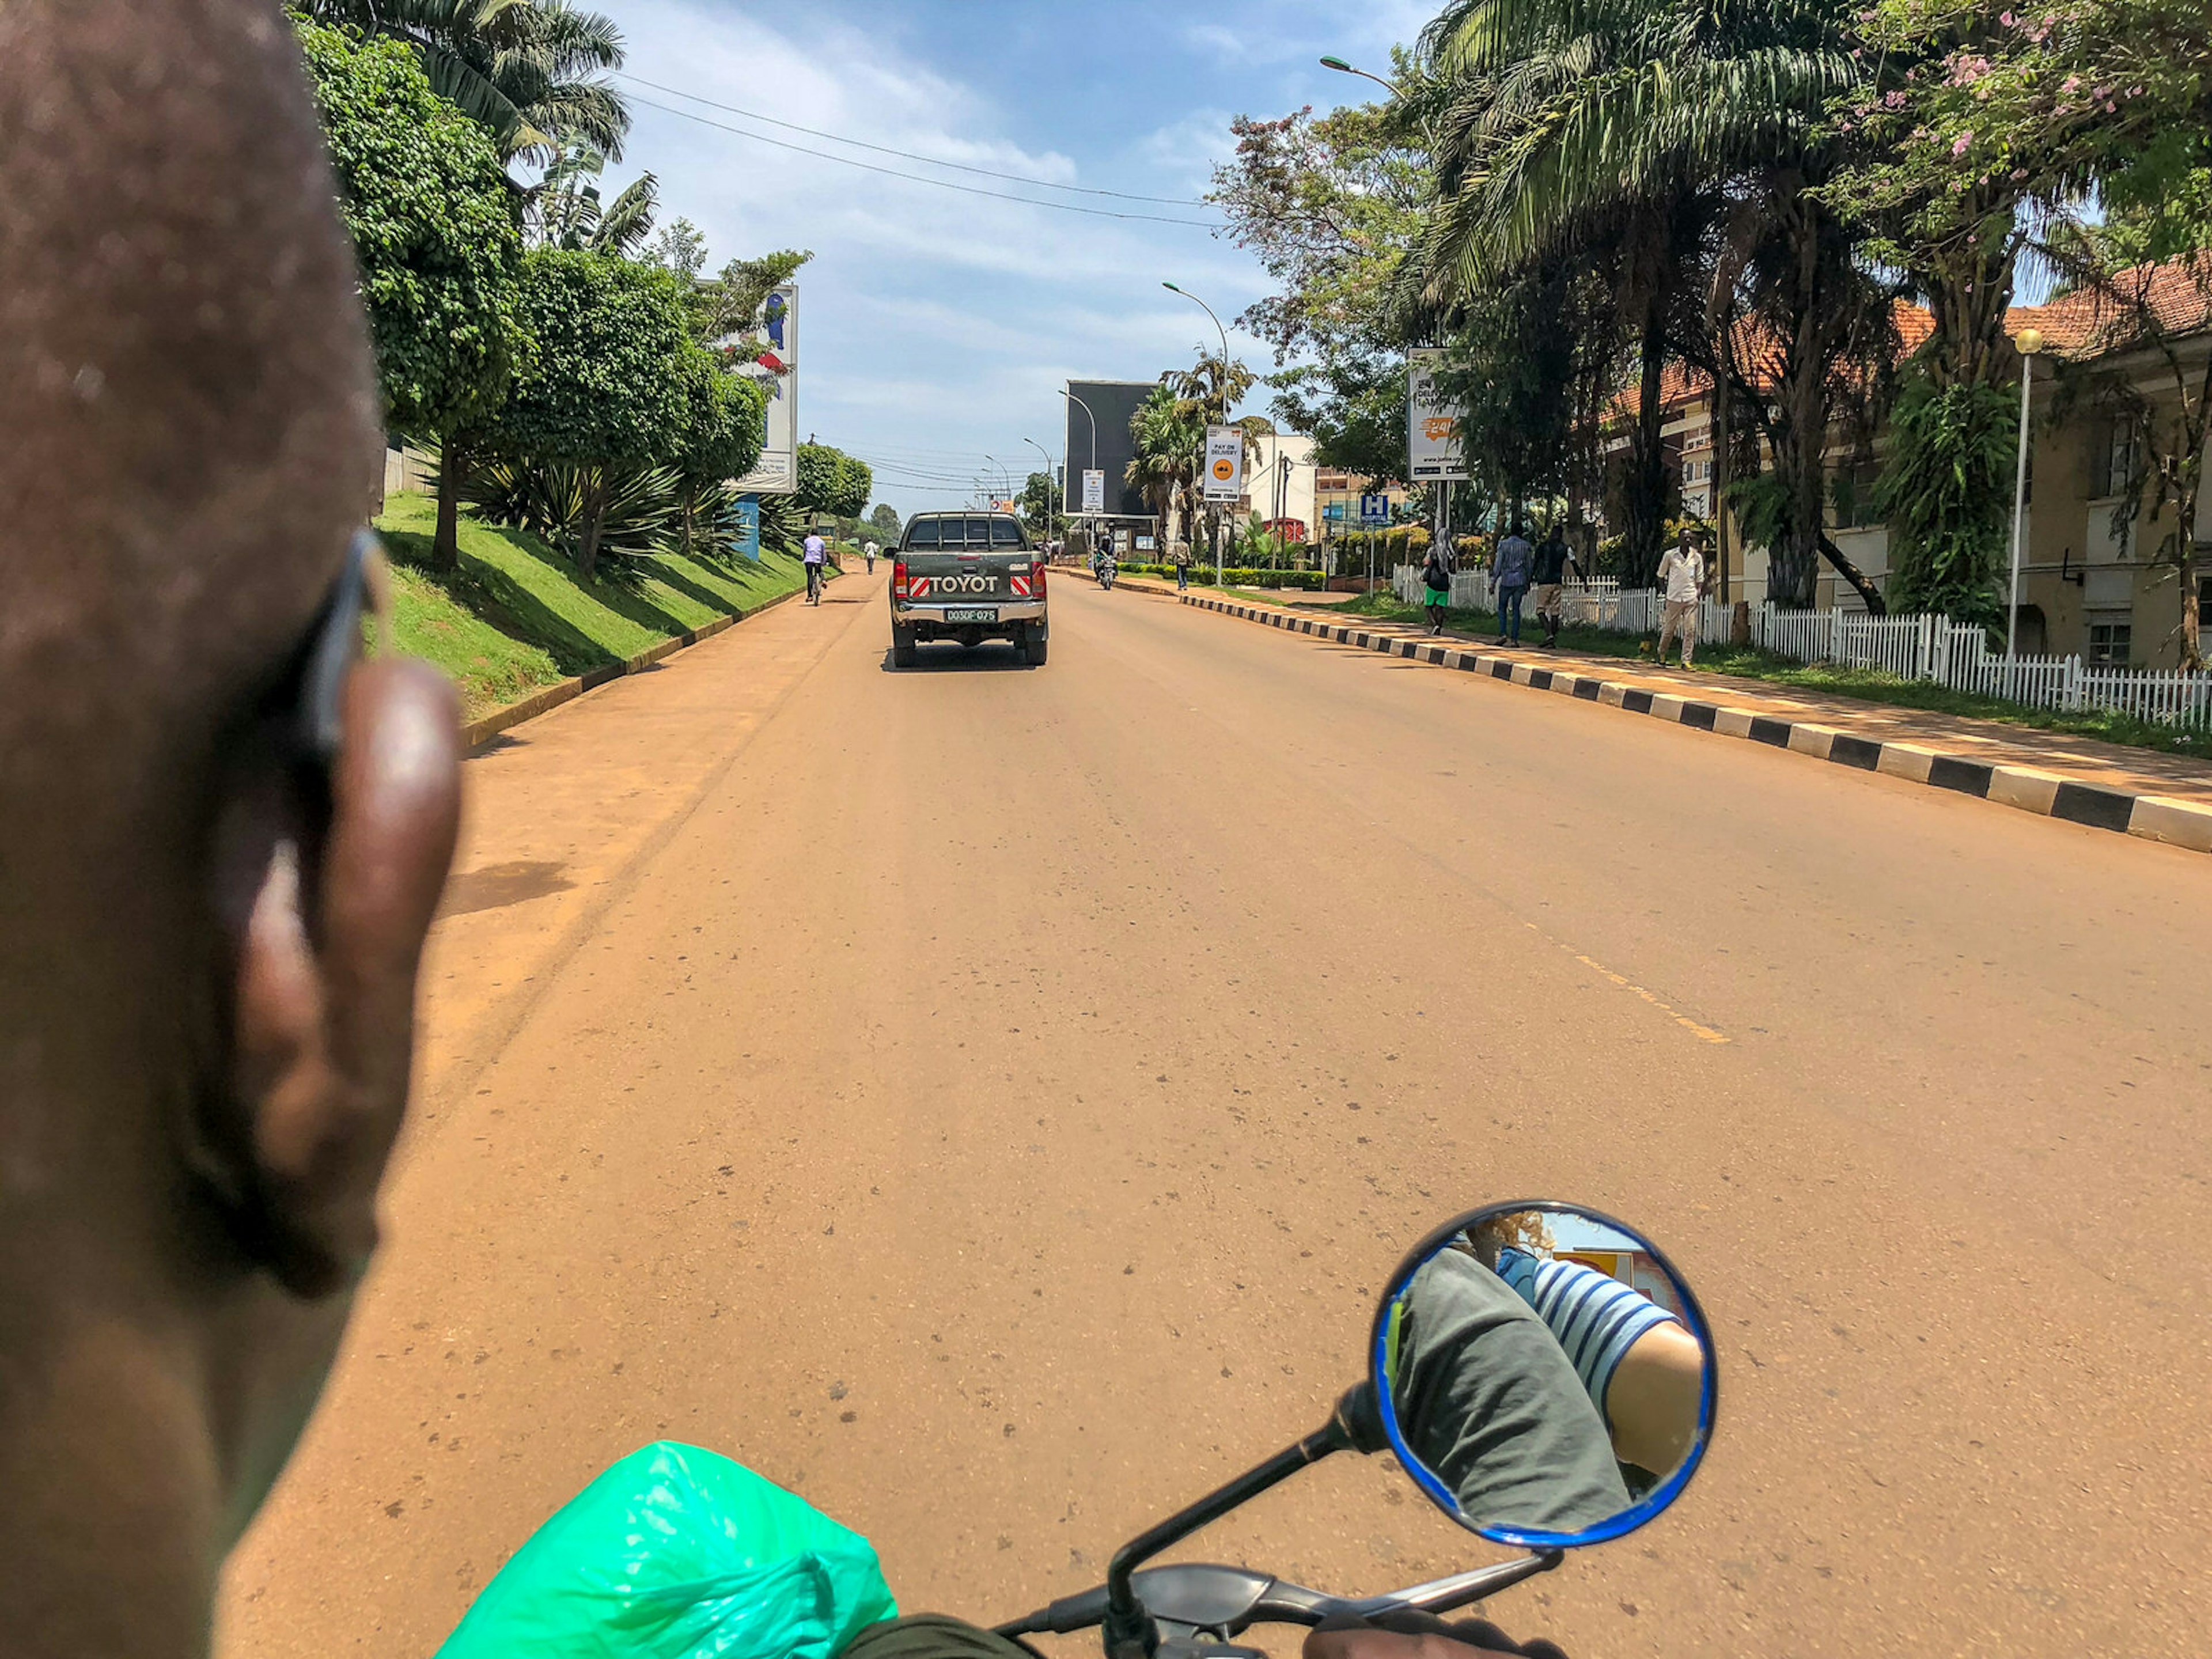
left=300, top=0, right=629, bottom=166
left=1410, top=0, right=1891, bottom=607
left=526, top=143, right=658, bottom=256
left=1127, top=384, right=1202, bottom=547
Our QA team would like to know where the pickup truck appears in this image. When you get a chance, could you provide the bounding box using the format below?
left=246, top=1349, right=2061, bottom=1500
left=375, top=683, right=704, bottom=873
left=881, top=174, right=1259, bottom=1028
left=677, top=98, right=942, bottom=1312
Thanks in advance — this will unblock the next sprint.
left=888, top=512, right=1048, bottom=668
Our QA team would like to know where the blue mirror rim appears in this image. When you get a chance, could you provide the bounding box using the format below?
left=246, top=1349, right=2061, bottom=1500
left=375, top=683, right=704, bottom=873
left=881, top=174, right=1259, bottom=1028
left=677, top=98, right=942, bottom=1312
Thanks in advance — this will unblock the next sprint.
left=1368, top=1199, right=1718, bottom=1550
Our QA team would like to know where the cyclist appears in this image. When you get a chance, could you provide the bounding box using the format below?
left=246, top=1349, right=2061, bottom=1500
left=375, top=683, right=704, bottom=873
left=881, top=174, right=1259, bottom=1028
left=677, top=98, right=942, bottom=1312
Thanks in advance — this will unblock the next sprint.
left=804, top=530, right=828, bottom=603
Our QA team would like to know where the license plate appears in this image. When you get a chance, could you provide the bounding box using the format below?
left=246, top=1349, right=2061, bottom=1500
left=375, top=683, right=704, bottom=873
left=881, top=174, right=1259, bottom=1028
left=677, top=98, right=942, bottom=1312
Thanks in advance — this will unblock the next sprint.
left=944, top=607, right=998, bottom=623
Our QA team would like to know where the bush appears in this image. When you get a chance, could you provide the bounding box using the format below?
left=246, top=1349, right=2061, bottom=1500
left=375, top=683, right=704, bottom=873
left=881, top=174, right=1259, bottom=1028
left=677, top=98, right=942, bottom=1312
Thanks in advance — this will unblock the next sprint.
left=459, top=454, right=685, bottom=564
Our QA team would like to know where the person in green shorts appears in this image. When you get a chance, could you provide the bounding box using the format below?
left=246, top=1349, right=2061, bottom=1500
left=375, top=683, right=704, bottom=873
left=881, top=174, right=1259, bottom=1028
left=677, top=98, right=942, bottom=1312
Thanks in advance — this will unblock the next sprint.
left=1421, top=539, right=1456, bottom=635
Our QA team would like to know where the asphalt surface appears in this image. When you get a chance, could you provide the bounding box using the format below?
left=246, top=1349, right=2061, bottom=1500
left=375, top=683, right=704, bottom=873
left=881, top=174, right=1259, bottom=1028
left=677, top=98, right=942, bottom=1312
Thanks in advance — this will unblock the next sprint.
left=219, top=571, right=2211, bottom=1659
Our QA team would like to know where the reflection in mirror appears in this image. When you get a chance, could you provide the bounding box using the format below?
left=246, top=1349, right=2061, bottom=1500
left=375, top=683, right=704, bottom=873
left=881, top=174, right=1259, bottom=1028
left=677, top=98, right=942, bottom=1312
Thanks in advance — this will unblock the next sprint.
left=1373, top=1203, right=1714, bottom=1549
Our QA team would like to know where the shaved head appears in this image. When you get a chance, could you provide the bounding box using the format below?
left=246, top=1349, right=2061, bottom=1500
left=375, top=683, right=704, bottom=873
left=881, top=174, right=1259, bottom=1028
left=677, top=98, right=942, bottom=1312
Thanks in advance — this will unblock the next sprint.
left=1, top=0, right=379, bottom=865
left=0, top=7, right=462, bottom=1655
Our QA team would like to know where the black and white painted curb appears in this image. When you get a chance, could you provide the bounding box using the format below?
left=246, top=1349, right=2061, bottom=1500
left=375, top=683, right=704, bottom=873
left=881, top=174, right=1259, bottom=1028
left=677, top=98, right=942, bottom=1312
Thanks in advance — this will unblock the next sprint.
left=1178, top=592, right=2212, bottom=855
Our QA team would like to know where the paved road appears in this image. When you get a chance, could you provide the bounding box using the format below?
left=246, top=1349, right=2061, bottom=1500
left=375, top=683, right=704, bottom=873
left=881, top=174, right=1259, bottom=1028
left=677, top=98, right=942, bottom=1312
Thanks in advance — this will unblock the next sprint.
left=219, top=573, right=2210, bottom=1659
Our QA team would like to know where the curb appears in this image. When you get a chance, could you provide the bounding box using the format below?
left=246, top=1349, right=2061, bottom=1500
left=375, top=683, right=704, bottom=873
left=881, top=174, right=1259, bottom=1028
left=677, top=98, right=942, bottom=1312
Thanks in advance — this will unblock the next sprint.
left=1178, top=592, right=2212, bottom=857
left=461, top=584, right=808, bottom=751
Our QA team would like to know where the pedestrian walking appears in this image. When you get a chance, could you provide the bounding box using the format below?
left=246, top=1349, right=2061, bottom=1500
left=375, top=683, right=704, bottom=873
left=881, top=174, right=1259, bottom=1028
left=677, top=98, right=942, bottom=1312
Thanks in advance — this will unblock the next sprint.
left=802, top=531, right=827, bottom=604
left=1655, top=527, right=1708, bottom=668
left=1172, top=537, right=1194, bottom=590
left=863, top=540, right=878, bottom=574
left=1420, top=537, right=1455, bottom=635
left=1531, top=525, right=1581, bottom=649
left=1493, top=520, right=1534, bottom=646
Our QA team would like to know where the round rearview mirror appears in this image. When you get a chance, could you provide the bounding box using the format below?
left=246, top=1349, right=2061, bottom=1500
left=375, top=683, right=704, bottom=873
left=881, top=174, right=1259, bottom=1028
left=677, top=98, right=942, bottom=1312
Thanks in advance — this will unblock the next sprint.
left=1371, top=1201, right=1715, bottom=1550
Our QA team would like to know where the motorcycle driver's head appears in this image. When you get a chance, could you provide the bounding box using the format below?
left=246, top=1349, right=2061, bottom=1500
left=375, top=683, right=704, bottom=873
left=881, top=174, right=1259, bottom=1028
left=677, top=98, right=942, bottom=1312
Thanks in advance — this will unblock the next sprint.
left=0, top=1, right=461, bottom=1651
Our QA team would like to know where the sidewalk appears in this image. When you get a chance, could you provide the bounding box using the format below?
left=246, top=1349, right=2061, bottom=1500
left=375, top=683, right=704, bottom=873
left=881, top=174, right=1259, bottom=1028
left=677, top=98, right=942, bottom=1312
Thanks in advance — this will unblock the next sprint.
left=1138, top=581, right=2212, bottom=853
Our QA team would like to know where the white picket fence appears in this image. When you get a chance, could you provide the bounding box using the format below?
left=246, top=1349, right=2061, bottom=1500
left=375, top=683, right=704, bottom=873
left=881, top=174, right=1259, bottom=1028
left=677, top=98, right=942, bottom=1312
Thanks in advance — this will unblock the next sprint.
left=1392, top=566, right=2212, bottom=729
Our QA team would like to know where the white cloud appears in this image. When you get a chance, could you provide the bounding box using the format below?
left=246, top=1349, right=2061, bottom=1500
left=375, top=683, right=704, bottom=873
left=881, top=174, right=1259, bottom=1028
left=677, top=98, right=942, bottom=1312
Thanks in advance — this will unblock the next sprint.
left=601, top=0, right=1354, bottom=513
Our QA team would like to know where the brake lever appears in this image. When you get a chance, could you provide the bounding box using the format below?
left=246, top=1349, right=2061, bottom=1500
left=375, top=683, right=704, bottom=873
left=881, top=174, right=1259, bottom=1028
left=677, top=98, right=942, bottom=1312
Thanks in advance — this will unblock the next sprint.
left=1243, top=1552, right=1562, bottom=1632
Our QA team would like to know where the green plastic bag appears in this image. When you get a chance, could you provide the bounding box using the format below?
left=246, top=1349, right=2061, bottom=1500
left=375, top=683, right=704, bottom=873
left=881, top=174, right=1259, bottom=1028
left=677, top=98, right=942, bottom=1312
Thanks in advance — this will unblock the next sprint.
left=436, top=1442, right=899, bottom=1659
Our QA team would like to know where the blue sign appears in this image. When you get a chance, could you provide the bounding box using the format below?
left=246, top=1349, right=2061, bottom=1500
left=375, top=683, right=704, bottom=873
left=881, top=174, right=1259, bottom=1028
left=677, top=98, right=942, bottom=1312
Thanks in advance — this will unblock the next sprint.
left=733, top=496, right=761, bottom=560
left=1323, top=499, right=1346, bottom=522
left=1359, top=493, right=1390, bottom=528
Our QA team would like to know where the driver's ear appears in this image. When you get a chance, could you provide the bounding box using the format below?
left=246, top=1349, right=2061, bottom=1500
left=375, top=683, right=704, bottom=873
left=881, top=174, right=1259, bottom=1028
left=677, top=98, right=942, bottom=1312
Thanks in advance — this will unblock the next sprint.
left=207, top=657, right=462, bottom=1298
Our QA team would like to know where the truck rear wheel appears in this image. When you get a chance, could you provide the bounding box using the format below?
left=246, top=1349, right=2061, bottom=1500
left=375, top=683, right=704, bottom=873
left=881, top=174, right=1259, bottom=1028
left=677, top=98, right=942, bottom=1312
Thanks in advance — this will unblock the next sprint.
left=1022, top=629, right=1049, bottom=666
left=892, top=626, right=918, bottom=668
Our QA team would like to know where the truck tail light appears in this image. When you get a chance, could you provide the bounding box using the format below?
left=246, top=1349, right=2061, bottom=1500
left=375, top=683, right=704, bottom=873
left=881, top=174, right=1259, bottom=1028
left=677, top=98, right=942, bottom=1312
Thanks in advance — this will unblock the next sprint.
left=1031, top=560, right=1047, bottom=600
left=893, top=558, right=909, bottom=599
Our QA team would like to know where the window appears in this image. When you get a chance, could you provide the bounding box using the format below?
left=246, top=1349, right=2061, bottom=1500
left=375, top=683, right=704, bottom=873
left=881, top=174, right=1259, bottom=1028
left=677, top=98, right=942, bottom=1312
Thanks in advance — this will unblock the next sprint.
left=2100, top=417, right=2141, bottom=499
left=905, top=519, right=940, bottom=549
left=990, top=517, right=1024, bottom=547
left=963, top=516, right=994, bottom=548
left=2087, top=615, right=2133, bottom=665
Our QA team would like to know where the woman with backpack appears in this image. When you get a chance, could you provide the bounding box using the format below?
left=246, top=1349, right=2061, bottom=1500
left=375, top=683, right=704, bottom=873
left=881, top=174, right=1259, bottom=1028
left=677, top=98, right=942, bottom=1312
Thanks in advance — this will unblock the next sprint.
left=1421, top=539, right=1455, bottom=635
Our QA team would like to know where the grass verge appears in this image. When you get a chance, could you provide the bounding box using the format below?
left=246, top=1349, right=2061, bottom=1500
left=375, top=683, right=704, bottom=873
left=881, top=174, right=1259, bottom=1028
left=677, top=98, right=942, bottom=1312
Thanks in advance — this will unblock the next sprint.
left=1234, top=588, right=2209, bottom=759
left=375, top=492, right=814, bottom=724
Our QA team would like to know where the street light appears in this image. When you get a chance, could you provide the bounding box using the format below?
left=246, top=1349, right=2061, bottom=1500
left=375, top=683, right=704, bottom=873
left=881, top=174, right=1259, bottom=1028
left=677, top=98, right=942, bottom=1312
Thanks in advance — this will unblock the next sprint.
left=1319, top=55, right=1402, bottom=96
left=1021, top=435, right=1054, bottom=541
left=1164, top=280, right=1234, bottom=585
left=1061, top=388, right=1097, bottom=548
left=2006, top=327, right=2044, bottom=662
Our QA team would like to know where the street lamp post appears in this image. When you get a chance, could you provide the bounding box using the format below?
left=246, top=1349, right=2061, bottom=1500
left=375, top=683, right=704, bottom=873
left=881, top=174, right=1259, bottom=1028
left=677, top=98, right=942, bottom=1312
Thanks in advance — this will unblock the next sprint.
left=1164, top=280, right=1233, bottom=585
left=1061, top=388, right=1097, bottom=553
left=2006, top=328, right=2044, bottom=662
left=1319, top=55, right=1402, bottom=96
left=1021, top=435, right=1054, bottom=544
left=983, top=454, right=1013, bottom=506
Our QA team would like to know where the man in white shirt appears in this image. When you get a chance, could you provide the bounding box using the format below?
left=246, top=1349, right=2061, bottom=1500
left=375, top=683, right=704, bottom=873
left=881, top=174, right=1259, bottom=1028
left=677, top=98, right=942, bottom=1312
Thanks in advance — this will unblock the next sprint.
left=1655, top=527, right=1708, bottom=668
left=802, top=531, right=828, bottom=604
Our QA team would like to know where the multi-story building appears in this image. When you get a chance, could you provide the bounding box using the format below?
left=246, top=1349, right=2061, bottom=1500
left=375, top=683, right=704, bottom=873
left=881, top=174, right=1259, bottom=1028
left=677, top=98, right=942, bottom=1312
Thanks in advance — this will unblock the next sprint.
left=1617, top=258, right=2211, bottom=667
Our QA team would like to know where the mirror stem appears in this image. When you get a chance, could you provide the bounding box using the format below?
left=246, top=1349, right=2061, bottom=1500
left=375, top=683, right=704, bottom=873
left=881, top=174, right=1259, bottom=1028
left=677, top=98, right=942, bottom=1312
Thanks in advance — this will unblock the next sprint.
left=1104, top=1410, right=1357, bottom=1659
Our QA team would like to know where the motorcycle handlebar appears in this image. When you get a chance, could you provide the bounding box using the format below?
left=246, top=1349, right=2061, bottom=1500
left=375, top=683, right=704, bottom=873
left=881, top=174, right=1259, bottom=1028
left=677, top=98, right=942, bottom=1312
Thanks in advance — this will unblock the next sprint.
left=995, top=1553, right=1560, bottom=1641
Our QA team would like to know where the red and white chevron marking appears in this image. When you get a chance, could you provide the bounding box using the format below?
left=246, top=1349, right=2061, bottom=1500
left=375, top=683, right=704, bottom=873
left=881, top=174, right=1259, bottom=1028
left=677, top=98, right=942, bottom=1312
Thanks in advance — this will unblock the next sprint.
left=1010, top=574, right=1032, bottom=597
left=908, top=575, right=933, bottom=598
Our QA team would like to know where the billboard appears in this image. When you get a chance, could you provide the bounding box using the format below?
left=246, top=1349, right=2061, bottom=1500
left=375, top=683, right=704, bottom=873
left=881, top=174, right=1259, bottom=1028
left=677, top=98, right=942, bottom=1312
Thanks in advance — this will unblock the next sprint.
left=1204, top=426, right=1245, bottom=503
left=1407, top=347, right=1467, bottom=482
left=1066, top=380, right=1154, bottom=518
left=725, top=283, right=798, bottom=495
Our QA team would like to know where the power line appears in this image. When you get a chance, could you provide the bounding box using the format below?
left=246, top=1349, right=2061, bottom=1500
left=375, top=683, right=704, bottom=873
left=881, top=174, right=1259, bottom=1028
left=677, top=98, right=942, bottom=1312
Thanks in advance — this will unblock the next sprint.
left=624, top=95, right=1223, bottom=228
left=616, top=71, right=1216, bottom=209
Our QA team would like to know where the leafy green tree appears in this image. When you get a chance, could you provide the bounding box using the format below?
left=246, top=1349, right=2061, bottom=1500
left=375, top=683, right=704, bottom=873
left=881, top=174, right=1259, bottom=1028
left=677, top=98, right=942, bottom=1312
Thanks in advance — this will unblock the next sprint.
left=832, top=456, right=874, bottom=520
left=1411, top=0, right=1892, bottom=607
left=1271, top=353, right=1407, bottom=484
left=869, top=503, right=903, bottom=539
left=298, top=0, right=630, bottom=165
left=671, top=350, right=767, bottom=558
left=1434, top=268, right=1577, bottom=525
left=1871, top=376, right=2016, bottom=625
left=794, top=444, right=842, bottom=517
left=645, top=217, right=710, bottom=282
left=491, top=249, right=691, bottom=576
left=296, top=17, right=526, bottom=572
left=696, top=249, right=812, bottom=344
left=794, top=444, right=870, bottom=519
left=1830, top=0, right=2212, bottom=648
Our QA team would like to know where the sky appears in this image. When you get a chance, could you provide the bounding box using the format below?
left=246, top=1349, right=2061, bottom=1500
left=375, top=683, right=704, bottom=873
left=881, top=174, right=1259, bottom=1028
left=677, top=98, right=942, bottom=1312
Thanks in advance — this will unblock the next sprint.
left=602, top=0, right=1433, bottom=515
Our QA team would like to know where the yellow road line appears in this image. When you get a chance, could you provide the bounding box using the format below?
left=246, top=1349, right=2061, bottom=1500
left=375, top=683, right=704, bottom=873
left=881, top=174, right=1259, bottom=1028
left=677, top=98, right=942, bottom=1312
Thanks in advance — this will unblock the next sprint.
left=1525, top=923, right=1731, bottom=1044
